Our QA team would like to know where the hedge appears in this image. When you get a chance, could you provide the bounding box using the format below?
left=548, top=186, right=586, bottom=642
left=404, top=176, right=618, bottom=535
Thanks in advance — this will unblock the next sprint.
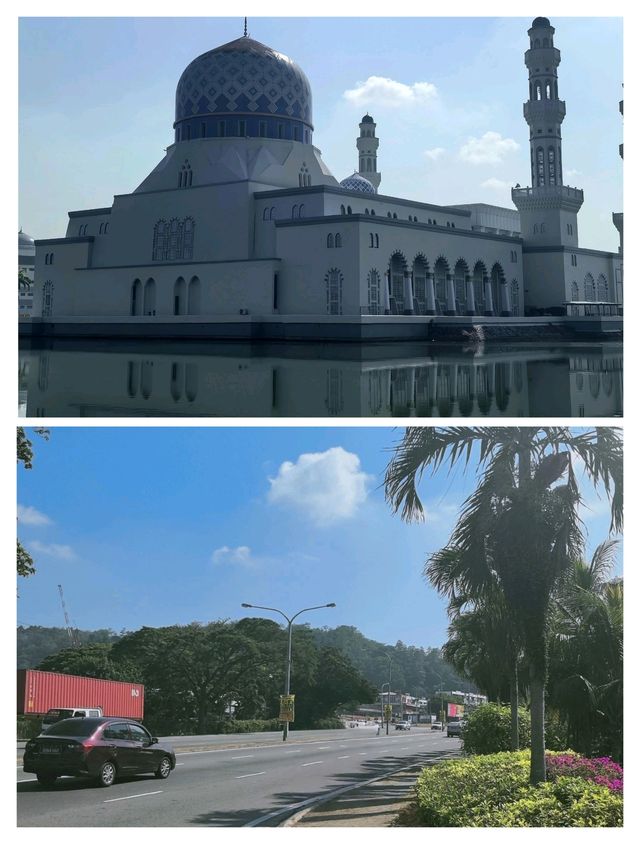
left=411, top=750, right=622, bottom=827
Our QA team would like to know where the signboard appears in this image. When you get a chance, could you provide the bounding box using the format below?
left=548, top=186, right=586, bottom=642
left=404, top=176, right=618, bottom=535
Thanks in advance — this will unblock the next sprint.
left=384, top=704, right=392, bottom=720
left=279, top=694, right=295, bottom=722
left=447, top=703, right=465, bottom=718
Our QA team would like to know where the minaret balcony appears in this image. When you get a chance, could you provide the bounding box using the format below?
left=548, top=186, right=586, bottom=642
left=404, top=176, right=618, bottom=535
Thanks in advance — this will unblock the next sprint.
left=512, top=184, right=584, bottom=211
left=524, top=47, right=561, bottom=66
left=523, top=100, right=566, bottom=123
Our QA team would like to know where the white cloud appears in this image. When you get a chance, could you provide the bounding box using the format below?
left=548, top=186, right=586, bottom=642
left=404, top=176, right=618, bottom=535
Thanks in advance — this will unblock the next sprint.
left=267, top=447, right=372, bottom=526
left=344, top=76, right=437, bottom=108
left=481, top=177, right=513, bottom=191
left=17, top=504, right=52, bottom=526
left=424, top=147, right=445, bottom=161
left=565, top=169, right=582, bottom=182
left=29, top=540, right=75, bottom=560
left=212, top=545, right=254, bottom=567
left=459, top=131, right=519, bottom=165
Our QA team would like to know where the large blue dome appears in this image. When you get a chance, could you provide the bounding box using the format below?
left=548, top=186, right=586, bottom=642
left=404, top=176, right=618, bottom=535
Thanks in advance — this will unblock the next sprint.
left=174, top=36, right=313, bottom=144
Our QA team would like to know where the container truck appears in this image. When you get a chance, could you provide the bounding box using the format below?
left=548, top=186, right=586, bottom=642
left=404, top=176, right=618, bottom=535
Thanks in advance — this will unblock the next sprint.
left=17, top=669, right=144, bottom=721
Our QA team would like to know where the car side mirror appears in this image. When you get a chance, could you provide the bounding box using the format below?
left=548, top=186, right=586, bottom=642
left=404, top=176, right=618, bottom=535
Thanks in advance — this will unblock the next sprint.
left=150, top=736, right=158, bottom=745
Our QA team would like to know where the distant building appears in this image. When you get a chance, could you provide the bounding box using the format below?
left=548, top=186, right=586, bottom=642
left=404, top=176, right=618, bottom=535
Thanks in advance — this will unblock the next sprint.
left=19, top=230, right=35, bottom=315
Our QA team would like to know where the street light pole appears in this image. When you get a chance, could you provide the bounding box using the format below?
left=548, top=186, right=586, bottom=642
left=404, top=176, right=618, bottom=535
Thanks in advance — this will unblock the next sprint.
left=386, top=654, right=392, bottom=735
left=380, top=682, right=389, bottom=733
left=241, top=601, right=336, bottom=741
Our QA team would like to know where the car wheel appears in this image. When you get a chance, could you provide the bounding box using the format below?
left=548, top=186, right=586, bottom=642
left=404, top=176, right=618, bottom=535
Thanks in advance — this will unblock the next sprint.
left=97, top=760, right=117, bottom=787
left=36, top=773, right=57, bottom=786
left=155, top=756, right=172, bottom=780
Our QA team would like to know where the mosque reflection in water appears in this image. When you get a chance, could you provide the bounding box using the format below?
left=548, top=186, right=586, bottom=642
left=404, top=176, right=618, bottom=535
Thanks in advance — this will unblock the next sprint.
left=19, top=341, right=622, bottom=418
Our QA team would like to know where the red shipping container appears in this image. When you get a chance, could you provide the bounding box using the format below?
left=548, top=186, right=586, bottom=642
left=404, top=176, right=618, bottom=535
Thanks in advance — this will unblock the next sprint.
left=17, top=669, right=144, bottom=719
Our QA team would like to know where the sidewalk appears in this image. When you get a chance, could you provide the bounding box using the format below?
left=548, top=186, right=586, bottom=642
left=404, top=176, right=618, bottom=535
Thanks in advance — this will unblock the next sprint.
left=284, top=766, right=421, bottom=827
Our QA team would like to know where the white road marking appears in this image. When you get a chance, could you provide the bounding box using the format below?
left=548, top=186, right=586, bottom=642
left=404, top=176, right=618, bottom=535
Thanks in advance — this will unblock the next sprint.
left=301, top=761, right=323, bottom=767
left=317, top=746, right=331, bottom=750
left=231, top=755, right=254, bottom=760
left=176, top=763, right=185, bottom=766
left=104, top=791, right=163, bottom=803
left=337, top=755, right=350, bottom=759
left=284, top=750, right=301, bottom=754
left=235, top=771, right=265, bottom=779
left=358, top=752, right=367, bottom=755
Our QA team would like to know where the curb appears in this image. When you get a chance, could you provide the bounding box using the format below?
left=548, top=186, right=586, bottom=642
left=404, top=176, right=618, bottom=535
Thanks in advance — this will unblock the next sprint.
left=277, top=750, right=461, bottom=828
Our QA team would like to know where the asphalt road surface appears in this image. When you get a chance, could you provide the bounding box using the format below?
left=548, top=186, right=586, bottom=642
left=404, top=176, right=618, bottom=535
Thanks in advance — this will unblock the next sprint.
left=17, top=726, right=460, bottom=827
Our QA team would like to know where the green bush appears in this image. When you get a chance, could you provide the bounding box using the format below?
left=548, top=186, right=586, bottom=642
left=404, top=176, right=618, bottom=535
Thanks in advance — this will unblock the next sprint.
left=310, top=717, right=345, bottom=730
left=220, top=719, right=281, bottom=733
left=17, top=716, right=43, bottom=740
left=412, top=750, right=622, bottom=827
left=462, top=704, right=531, bottom=755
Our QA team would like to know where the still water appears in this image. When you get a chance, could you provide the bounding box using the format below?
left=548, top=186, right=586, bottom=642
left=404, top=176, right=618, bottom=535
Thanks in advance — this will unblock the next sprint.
left=19, top=340, right=622, bottom=418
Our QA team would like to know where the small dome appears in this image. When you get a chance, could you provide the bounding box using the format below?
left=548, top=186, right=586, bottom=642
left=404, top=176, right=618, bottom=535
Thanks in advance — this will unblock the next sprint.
left=340, top=172, right=375, bottom=194
left=361, top=114, right=374, bottom=124
left=19, top=230, right=34, bottom=247
left=531, top=17, right=551, bottom=28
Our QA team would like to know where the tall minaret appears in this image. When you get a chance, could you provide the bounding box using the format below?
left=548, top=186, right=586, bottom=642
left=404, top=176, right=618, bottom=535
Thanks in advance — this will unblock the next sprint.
left=512, top=17, right=583, bottom=247
left=356, top=114, right=381, bottom=192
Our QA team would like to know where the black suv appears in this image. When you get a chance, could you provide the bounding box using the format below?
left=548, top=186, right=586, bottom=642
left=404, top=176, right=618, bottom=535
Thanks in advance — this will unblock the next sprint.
left=23, top=717, right=176, bottom=787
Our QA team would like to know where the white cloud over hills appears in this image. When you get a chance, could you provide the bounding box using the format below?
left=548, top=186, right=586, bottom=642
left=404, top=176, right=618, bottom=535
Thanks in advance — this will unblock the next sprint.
left=267, top=447, right=372, bottom=526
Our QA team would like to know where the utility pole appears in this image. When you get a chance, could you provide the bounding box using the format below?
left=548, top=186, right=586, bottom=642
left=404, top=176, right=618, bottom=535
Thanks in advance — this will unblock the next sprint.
left=58, top=584, right=80, bottom=648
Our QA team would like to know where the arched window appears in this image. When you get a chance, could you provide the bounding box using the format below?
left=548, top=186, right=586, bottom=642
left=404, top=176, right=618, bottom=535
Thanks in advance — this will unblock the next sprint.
left=540, top=223, right=546, bottom=233
left=545, top=80, right=552, bottom=99
left=393, top=213, right=398, bottom=219
left=99, top=223, right=103, bottom=235
left=42, top=281, right=53, bottom=317
left=183, top=217, right=195, bottom=260
left=511, top=279, right=520, bottom=316
left=299, top=163, right=310, bottom=187
left=335, top=233, right=342, bottom=248
left=371, top=209, right=376, bottom=216
left=365, top=208, right=370, bottom=215
left=548, top=147, right=556, bottom=184
left=584, top=274, right=595, bottom=301
left=543, top=37, right=549, bottom=47
left=263, top=207, right=269, bottom=221
left=534, top=224, right=538, bottom=234
left=143, top=278, right=156, bottom=315
left=188, top=276, right=201, bottom=314
left=173, top=277, right=186, bottom=315
left=375, top=234, right=379, bottom=248
left=367, top=269, right=381, bottom=314
left=131, top=278, right=142, bottom=315
left=347, top=206, right=352, bottom=215
left=340, top=205, right=346, bottom=215
left=535, top=81, right=542, bottom=101
left=571, top=281, right=579, bottom=301
left=326, top=268, right=343, bottom=315
left=270, top=207, right=276, bottom=221
left=537, top=147, right=545, bottom=185
left=369, top=233, right=374, bottom=248
left=597, top=274, right=608, bottom=301
left=152, top=219, right=169, bottom=261
left=291, top=205, right=298, bottom=219
left=366, top=159, right=372, bottom=172
left=534, top=38, right=541, bottom=48
left=298, top=204, right=305, bottom=218
left=327, top=233, right=334, bottom=248
left=104, top=222, right=109, bottom=234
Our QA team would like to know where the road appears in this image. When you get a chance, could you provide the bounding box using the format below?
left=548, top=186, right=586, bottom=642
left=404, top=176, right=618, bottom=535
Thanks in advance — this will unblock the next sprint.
left=17, top=726, right=460, bottom=827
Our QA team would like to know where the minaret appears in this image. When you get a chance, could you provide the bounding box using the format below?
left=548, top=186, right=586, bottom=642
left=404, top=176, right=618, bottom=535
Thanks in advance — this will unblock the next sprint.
left=356, top=114, right=381, bottom=192
left=512, top=17, right=583, bottom=247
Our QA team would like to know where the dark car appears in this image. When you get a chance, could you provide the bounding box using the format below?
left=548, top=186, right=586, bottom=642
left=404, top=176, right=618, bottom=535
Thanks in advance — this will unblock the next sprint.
left=447, top=719, right=466, bottom=737
left=23, top=717, right=176, bottom=788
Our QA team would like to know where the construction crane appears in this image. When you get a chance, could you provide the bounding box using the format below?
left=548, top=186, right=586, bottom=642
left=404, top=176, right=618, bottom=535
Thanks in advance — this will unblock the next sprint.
left=58, top=584, right=80, bottom=648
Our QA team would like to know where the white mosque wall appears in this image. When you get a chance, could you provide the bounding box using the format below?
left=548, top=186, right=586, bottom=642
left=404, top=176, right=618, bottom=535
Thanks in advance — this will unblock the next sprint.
left=523, top=249, right=621, bottom=312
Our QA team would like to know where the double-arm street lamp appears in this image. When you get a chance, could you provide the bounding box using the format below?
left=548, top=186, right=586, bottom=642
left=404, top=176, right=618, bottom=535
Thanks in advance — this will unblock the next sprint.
left=241, top=601, right=336, bottom=741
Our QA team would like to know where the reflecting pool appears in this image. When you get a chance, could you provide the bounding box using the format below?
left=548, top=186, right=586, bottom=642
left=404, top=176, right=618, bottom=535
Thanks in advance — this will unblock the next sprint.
left=19, top=339, right=622, bottom=418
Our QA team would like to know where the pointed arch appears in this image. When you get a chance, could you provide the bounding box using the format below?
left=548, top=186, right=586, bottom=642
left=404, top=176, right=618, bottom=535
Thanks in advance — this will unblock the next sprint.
left=473, top=261, right=487, bottom=313
left=130, top=278, right=142, bottom=316
left=584, top=273, right=595, bottom=301
left=325, top=267, right=343, bottom=315
left=173, top=277, right=186, bottom=315
left=143, top=278, right=156, bottom=316
left=389, top=251, right=408, bottom=313
left=188, top=276, right=201, bottom=315
left=454, top=258, right=470, bottom=314
left=412, top=253, right=429, bottom=315
left=597, top=274, right=608, bottom=301
left=434, top=256, right=450, bottom=314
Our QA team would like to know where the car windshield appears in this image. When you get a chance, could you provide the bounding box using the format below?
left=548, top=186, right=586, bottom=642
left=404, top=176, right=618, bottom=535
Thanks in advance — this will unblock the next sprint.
left=41, top=718, right=101, bottom=737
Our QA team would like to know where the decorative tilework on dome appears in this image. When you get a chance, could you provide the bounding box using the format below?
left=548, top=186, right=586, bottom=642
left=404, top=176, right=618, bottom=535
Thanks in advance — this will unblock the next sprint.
left=175, top=36, right=313, bottom=128
left=340, top=173, right=376, bottom=194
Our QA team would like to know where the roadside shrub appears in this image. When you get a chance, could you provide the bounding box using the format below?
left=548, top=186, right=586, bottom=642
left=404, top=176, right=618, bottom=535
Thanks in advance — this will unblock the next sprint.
left=17, top=716, right=42, bottom=740
left=311, top=717, right=346, bottom=730
left=220, top=719, right=281, bottom=733
left=411, top=750, right=622, bottom=827
left=462, top=704, right=531, bottom=755
left=546, top=752, right=623, bottom=794
left=492, top=777, right=623, bottom=827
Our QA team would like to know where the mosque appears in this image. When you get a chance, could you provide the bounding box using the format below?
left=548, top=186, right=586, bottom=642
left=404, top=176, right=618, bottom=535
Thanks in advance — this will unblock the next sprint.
left=26, top=17, right=622, bottom=341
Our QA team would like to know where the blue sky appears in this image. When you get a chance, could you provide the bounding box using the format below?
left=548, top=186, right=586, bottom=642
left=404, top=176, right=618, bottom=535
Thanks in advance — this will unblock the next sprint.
left=16, top=427, right=622, bottom=649
left=19, top=12, right=623, bottom=251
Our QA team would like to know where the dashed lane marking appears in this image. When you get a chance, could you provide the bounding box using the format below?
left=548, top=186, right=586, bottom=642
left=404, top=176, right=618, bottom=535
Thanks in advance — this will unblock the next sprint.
left=104, top=791, right=163, bottom=803
left=231, top=755, right=254, bottom=760
left=301, top=761, right=323, bottom=767
left=235, top=772, right=265, bottom=779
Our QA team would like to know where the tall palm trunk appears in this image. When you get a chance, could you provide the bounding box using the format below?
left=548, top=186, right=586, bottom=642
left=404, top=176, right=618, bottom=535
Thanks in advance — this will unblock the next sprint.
left=509, top=657, right=519, bottom=751
left=529, top=660, right=547, bottom=785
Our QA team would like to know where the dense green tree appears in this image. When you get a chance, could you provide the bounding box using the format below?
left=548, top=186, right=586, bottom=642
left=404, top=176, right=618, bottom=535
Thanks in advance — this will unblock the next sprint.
left=111, top=623, right=261, bottom=734
left=37, top=642, right=140, bottom=682
left=17, top=427, right=49, bottom=578
left=385, top=427, right=622, bottom=784
left=548, top=542, right=623, bottom=759
left=18, top=626, right=122, bottom=669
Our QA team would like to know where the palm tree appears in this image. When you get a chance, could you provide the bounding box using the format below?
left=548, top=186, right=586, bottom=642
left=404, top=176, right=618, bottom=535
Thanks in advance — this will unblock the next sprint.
left=548, top=541, right=622, bottom=759
left=385, top=427, right=622, bottom=784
